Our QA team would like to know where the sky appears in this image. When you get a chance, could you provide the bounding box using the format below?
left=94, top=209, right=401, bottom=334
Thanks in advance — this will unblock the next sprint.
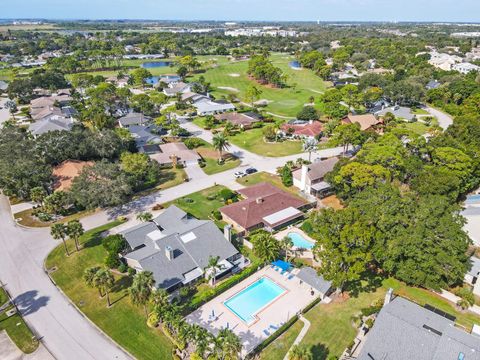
left=3, top=0, right=480, bottom=23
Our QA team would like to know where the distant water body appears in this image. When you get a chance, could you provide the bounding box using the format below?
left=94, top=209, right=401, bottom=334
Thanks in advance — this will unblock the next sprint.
left=141, top=61, right=173, bottom=68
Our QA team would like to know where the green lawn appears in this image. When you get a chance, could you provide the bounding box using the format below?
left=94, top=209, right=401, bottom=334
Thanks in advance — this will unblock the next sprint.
left=0, top=288, right=39, bottom=354
left=398, top=121, right=432, bottom=136
left=162, top=185, right=229, bottom=220
left=14, top=208, right=98, bottom=228
left=134, top=167, right=187, bottom=197
left=189, top=53, right=328, bottom=118
left=259, top=276, right=480, bottom=360
left=412, top=108, right=429, bottom=115
left=237, top=171, right=303, bottom=199
left=202, top=157, right=241, bottom=175
left=45, top=221, right=174, bottom=360
left=229, top=128, right=303, bottom=157
left=259, top=321, right=304, bottom=360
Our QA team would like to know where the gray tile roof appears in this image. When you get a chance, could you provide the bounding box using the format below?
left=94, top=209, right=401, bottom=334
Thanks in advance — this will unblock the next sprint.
left=358, top=296, right=480, bottom=360
left=28, top=117, right=73, bottom=136
left=123, top=205, right=239, bottom=290
left=296, top=267, right=332, bottom=295
left=121, top=222, right=158, bottom=250
left=118, top=112, right=151, bottom=127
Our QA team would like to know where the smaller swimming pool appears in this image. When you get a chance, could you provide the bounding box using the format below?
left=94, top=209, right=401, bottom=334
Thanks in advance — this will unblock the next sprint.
left=289, top=60, right=301, bottom=69
left=224, top=277, right=286, bottom=324
left=288, top=232, right=315, bottom=249
left=466, top=194, right=480, bottom=205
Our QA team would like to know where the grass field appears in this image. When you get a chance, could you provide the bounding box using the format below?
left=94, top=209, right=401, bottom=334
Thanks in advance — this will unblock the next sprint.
left=229, top=128, right=303, bottom=157
left=196, top=143, right=241, bottom=175
left=237, top=171, right=303, bottom=199
left=162, top=185, right=229, bottom=220
left=0, top=288, right=39, bottom=354
left=259, top=321, right=304, bottom=360
left=45, top=222, right=174, bottom=360
left=14, top=208, right=97, bottom=228
left=189, top=53, right=328, bottom=117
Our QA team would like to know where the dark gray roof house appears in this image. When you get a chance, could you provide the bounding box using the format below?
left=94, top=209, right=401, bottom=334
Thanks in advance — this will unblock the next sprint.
left=28, top=116, right=74, bottom=137
left=358, top=295, right=480, bottom=360
left=427, top=80, right=442, bottom=90
left=118, top=112, right=151, bottom=128
left=122, top=206, right=241, bottom=291
left=128, top=124, right=163, bottom=147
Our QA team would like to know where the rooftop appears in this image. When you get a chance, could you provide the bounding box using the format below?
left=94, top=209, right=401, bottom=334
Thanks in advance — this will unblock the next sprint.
left=343, top=114, right=382, bottom=131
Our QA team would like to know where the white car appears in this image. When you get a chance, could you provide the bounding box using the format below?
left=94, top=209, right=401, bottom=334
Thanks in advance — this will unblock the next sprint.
left=234, top=171, right=246, bottom=178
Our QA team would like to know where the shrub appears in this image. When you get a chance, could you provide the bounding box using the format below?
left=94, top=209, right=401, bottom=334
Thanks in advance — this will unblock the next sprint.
left=118, top=263, right=128, bottom=273
left=365, top=318, right=374, bottom=328
left=301, top=220, right=313, bottom=234
left=127, top=268, right=136, bottom=276
left=361, top=299, right=384, bottom=317
left=102, top=234, right=128, bottom=254
left=104, top=252, right=121, bottom=269
left=199, top=161, right=206, bottom=168
left=152, top=204, right=163, bottom=211
left=455, top=287, right=475, bottom=307
left=147, top=312, right=159, bottom=328
left=183, top=137, right=205, bottom=149
left=36, top=212, right=53, bottom=222
left=183, top=197, right=194, bottom=203
left=212, top=210, right=222, bottom=221
left=218, top=188, right=236, bottom=202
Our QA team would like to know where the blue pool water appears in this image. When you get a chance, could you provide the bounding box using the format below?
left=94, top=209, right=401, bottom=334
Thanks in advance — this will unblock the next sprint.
left=288, top=232, right=314, bottom=249
left=289, top=60, right=301, bottom=69
left=145, top=75, right=181, bottom=85
left=466, top=194, right=480, bottom=205
left=224, top=278, right=286, bottom=324
left=141, top=61, right=173, bottom=68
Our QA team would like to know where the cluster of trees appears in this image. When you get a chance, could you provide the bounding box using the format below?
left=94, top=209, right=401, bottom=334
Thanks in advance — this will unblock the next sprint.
left=310, top=118, right=480, bottom=291
left=298, top=50, right=330, bottom=80
left=247, top=55, right=286, bottom=88
left=8, top=69, right=68, bottom=103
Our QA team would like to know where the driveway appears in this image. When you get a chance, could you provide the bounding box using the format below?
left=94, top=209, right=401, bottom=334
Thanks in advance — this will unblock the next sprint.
left=0, top=332, right=53, bottom=360
left=426, top=106, right=453, bottom=130
left=0, top=97, right=12, bottom=125
left=0, top=196, right=132, bottom=360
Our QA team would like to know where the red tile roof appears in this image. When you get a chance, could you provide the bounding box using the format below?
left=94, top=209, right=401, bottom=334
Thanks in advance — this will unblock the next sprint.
left=220, top=182, right=306, bottom=230
left=281, top=121, right=323, bottom=137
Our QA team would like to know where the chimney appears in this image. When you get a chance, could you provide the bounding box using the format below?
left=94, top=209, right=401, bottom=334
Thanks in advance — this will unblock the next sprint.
left=300, top=164, right=309, bottom=192
left=256, top=197, right=263, bottom=204
left=309, top=119, right=313, bottom=124
left=224, top=224, right=232, bottom=242
left=165, top=246, right=174, bottom=260
left=384, top=288, right=394, bottom=306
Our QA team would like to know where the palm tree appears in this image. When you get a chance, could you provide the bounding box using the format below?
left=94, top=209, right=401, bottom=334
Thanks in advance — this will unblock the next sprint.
left=281, top=236, right=294, bottom=261
left=66, top=220, right=84, bottom=252
left=205, top=256, right=224, bottom=287
left=212, top=133, right=230, bottom=164
left=187, top=324, right=212, bottom=359
left=51, top=223, right=69, bottom=256
left=150, top=288, right=169, bottom=322
left=251, top=232, right=281, bottom=263
left=288, top=344, right=313, bottom=360
left=302, top=137, right=319, bottom=162
left=129, top=271, right=155, bottom=317
left=136, top=212, right=153, bottom=222
left=5, top=100, right=17, bottom=120
left=94, top=268, right=115, bottom=307
left=214, top=328, right=242, bottom=360
left=84, top=266, right=102, bottom=297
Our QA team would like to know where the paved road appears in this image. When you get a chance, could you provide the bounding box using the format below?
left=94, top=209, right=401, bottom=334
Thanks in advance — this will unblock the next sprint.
left=0, top=196, right=132, bottom=360
left=426, top=106, right=453, bottom=130
left=79, top=122, right=344, bottom=231
left=0, top=97, right=12, bottom=125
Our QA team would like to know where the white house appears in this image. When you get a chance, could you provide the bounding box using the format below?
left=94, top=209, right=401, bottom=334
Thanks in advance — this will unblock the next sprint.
left=464, top=256, right=480, bottom=296
left=452, top=62, right=480, bottom=74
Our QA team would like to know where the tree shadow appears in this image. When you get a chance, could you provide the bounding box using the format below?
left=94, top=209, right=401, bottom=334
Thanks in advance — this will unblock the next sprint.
left=346, top=271, right=384, bottom=298
left=311, top=343, right=329, bottom=360
left=82, top=232, right=103, bottom=249
left=111, top=275, right=133, bottom=293
left=14, top=290, right=49, bottom=316
left=157, top=170, right=177, bottom=185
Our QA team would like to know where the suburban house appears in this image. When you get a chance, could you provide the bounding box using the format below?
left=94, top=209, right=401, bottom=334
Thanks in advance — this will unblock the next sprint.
left=220, top=182, right=308, bottom=233
left=295, top=266, right=332, bottom=300
left=426, top=80, right=441, bottom=90
left=293, top=157, right=339, bottom=198
left=0, top=80, right=8, bottom=91
left=128, top=124, right=163, bottom=149
left=428, top=52, right=462, bottom=71
left=342, top=113, right=383, bottom=132
left=28, top=116, right=74, bottom=137
left=121, top=205, right=243, bottom=292
left=358, top=290, right=480, bottom=360
left=464, top=257, right=480, bottom=297
left=150, top=142, right=201, bottom=167
left=214, top=112, right=262, bottom=129
left=452, top=62, right=480, bottom=74
left=280, top=120, right=323, bottom=139
left=163, top=82, right=193, bottom=97
left=193, top=97, right=235, bottom=116
left=106, top=75, right=129, bottom=88
left=118, top=112, right=151, bottom=128
left=52, top=160, right=94, bottom=191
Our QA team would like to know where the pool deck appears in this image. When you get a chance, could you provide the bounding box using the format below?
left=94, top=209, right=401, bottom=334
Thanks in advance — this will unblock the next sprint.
left=185, top=266, right=321, bottom=357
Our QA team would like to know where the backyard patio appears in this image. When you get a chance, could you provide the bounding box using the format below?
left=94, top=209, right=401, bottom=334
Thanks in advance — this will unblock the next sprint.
left=185, top=265, right=323, bottom=357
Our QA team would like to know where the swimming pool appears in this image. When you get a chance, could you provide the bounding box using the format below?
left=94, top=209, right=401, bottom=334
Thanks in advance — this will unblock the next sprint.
left=466, top=194, right=480, bottom=205
left=224, top=277, right=286, bottom=324
left=288, top=232, right=315, bottom=249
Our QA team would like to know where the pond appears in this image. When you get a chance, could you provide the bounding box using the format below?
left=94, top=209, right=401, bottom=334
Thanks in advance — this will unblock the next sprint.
left=289, top=60, right=301, bottom=69
left=141, top=61, right=173, bottom=68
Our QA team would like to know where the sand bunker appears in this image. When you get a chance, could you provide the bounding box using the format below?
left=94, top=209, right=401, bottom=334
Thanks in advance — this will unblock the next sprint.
left=218, top=86, right=239, bottom=92
left=228, top=73, right=240, bottom=77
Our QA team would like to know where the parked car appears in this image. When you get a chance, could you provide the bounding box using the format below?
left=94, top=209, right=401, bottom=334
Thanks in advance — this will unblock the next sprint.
left=234, top=171, right=246, bottom=178
left=245, top=167, right=257, bottom=175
